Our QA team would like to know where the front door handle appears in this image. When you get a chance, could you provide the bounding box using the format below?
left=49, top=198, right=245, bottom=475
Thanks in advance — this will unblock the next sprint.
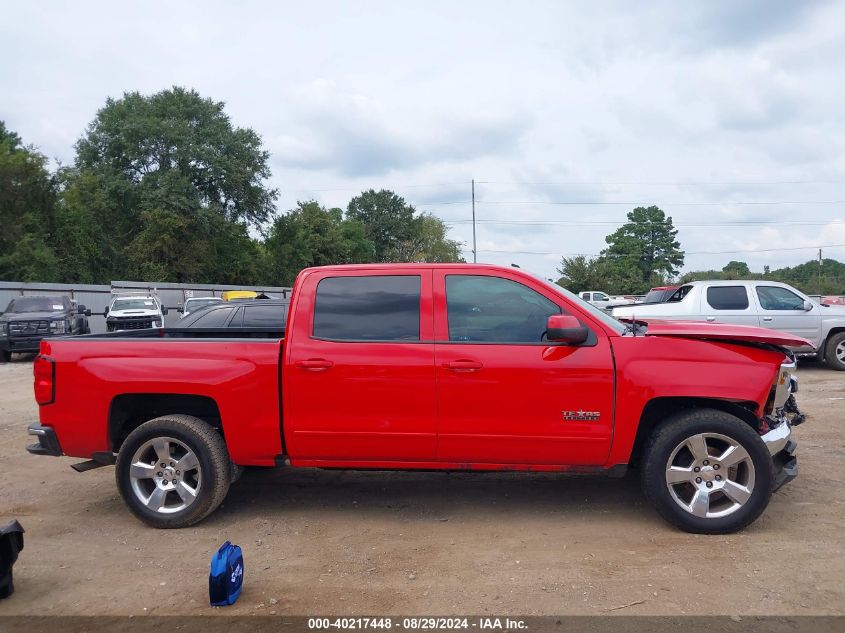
left=706, top=316, right=716, bottom=322
left=295, top=358, right=334, bottom=371
left=762, top=316, right=773, bottom=322
left=443, top=359, right=483, bottom=371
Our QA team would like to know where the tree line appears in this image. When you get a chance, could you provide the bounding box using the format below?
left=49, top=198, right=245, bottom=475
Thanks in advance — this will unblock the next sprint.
left=556, top=206, right=843, bottom=296
left=0, top=87, right=463, bottom=287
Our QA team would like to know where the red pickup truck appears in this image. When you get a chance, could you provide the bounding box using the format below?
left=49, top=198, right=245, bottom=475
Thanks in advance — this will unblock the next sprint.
left=27, top=264, right=807, bottom=533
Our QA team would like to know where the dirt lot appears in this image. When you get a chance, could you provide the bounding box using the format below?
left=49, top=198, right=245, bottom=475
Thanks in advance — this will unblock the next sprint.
left=1, top=355, right=844, bottom=616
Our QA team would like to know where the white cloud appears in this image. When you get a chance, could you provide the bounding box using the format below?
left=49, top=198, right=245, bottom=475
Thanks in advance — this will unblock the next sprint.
left=2, top=0, right=845, bottom=278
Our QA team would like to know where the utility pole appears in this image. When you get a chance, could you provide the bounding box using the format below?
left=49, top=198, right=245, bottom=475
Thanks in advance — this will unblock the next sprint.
left=471, top=179, right=477, bottom=263
left=819, top=248, right=823, bottom=294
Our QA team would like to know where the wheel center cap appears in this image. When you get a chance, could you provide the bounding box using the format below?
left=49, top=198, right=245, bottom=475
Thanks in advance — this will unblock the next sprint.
left=699, top=466, right=716, bottom=482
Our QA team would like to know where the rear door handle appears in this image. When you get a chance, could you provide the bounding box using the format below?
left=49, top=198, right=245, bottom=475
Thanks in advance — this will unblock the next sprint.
left=706, top=316, right=716, bottom=322
left=762, top=316, right=773, bottom=322
left=443, top=359, right=483, bottom=371
left=295, top=358, right=334, bottom=371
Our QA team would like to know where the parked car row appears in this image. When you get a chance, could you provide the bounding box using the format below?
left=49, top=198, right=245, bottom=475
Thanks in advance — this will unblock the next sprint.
left=1, top=291, right=289, bottom=361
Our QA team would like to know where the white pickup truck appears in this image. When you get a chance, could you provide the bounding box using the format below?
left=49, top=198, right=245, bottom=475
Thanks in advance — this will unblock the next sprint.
left=612, top=280, right=845, bottom=369
left=579, top=291, right=636, bottom=310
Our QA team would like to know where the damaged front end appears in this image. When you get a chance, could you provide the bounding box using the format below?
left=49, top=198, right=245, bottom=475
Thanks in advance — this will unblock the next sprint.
left=761, top=358, right=804, bottom=491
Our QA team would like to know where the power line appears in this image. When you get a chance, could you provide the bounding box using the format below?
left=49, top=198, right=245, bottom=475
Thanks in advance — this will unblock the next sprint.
left=442, top=219, right=845, bottom=227
left=473, top=199, right=845, bottom=206
left=475, top=179, right=845, bottom=186
left=468, top=243, right=845, bottom=257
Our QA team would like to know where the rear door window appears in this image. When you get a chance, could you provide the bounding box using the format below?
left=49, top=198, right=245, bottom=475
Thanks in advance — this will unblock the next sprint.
left=313, top=276, right=421, bottom=341
left=706, top=286, right=750, bottom=310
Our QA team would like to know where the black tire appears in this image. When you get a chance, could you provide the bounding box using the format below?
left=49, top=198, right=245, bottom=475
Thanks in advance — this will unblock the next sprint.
left=641, top=409, right=774, bottom=534
left=1, top=350, right=10, bottom=363
left=115, top=414, right=231, bottom=528
left=824, top=332, right=845, bottom=370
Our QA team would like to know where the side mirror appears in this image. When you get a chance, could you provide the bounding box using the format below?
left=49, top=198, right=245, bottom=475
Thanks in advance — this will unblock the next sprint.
left=803, top=300, right=813, bottom=311
left=546, top=314, right=589, bottom=345
left=77, top=304, right=91, bottom=317
left=177, top=306, right=184, bottom=313
left=103, top=306, right=109, bottom=316
left=162, top=306, right=169, bottom=315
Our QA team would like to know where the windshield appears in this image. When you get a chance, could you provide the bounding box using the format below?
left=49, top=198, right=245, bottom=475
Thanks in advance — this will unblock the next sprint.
left=186, top=298, right=222, bottom=309
left=112, top=298, right=158, bottom=311
left=5, top=297, right=66, bottom=313
left=528, top=273, right=628, bottom=334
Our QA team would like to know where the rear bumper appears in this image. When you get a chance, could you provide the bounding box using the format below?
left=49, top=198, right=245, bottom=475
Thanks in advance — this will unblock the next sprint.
left=26, top=422, right=63, bottom=456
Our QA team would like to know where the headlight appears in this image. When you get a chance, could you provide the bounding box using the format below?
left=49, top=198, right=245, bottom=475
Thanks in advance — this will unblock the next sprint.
left=152, top=320, right=162, bottom=328
left=772, top=359, right=796, bottom=412
left=49, top=320, right=68, bottom=334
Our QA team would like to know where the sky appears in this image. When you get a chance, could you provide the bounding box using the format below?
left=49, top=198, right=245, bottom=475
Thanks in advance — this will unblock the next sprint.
left=3, top=0, right=845, bottom=280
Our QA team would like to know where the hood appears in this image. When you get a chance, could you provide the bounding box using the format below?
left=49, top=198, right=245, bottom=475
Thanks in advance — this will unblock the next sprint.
left=631, top=318, right=814, bottom=349
left=108, top=309, right=160, bottom=317
left=820, top=303, right=845, bottom=314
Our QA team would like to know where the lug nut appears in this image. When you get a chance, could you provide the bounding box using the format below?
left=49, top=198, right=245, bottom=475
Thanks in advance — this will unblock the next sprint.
left=176, top=470, right=180, bottom=475
left=714, top=464, right=720, bottom=470
left=703, top=460, right=710, bottom=466
left=706, top=481, right=713, bottom=488
left=163, top=479, right=168, bottom=485
left=694, top=467, right=701, bottom=472
left=157, top=471, right=162, bottom=477
left=715, top=475, right=722, bottom=481
left=161, top=463, right=166, bottom=468
left=170, top=461, right=175, bottom=467
left=695, top=477, right=702, bottom=483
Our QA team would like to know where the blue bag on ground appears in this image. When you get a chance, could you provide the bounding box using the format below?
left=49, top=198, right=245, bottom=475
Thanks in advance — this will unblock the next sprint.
left=209, top=541, right=243, bottom=606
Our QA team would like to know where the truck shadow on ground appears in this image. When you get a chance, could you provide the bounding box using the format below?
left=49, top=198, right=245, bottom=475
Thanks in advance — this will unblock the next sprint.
left=210, top=467, right=654, bottom=526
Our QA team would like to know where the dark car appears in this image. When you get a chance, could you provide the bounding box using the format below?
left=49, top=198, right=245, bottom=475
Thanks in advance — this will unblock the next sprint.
left=0, top=296, right=91, bottom=362
left=173, top=299, right=288, bottom=335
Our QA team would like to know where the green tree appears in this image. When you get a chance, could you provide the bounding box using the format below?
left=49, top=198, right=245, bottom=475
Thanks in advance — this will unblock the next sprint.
left=346, top=189, right=463, bottom=263
left=602, top=205, right=684, bottom=291
left=556, top=255, right=601, bottom=293
left=392, top=213, right=464, bottom=262
left=61, top=87, right=276, bottom=282
left=263, top=201, right=373, bottom=285
left=722, top=260, right=750, bottom=278
left=346, top=189, right=416, bottom=262
left=0, top=122, right=59, bottom=280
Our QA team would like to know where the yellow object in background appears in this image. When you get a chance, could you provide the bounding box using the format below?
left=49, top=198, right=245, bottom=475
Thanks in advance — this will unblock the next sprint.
left=221, top=290, right=257, bottom=301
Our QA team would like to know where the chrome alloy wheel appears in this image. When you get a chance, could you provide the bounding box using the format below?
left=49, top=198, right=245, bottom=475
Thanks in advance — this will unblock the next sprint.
left=836, top=340, right=845, bottom=364
left=128, top=436, right=202, bottom=514
left=665, top=432, right=756, bottom=519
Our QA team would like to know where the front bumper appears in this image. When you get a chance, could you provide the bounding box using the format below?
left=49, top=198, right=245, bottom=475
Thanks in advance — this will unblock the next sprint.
left=1, top=336, right=44, bottom=353
left=762, top=410, right=801, bottom=492
left=26, top=422, right=63, bottom=456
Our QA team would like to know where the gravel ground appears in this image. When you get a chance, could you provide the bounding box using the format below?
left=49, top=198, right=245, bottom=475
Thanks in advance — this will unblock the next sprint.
left=1, top=354, right=844, bottom=616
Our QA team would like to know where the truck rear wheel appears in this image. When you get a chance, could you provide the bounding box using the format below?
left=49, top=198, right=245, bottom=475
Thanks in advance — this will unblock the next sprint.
left=115, top=414, right=231, bottom=528
left=824, top=332, right=845, bottom=370
left=641, top=409, right=774, bottom=534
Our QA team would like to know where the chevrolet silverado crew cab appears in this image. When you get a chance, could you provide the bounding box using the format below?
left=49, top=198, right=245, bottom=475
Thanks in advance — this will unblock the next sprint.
left=27, top=264, right=806, bottom=533
left=1, top=296, right=91, bottom=362
left=612, top=279, right=845, bottom=369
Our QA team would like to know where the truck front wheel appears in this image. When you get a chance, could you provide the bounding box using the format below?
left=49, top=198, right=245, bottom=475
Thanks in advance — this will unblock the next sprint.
left=641, top=409, right=774, bottom=534
left=824, top=332, right=845, bottom=370
left=115, top=415, right=231, bottom=528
